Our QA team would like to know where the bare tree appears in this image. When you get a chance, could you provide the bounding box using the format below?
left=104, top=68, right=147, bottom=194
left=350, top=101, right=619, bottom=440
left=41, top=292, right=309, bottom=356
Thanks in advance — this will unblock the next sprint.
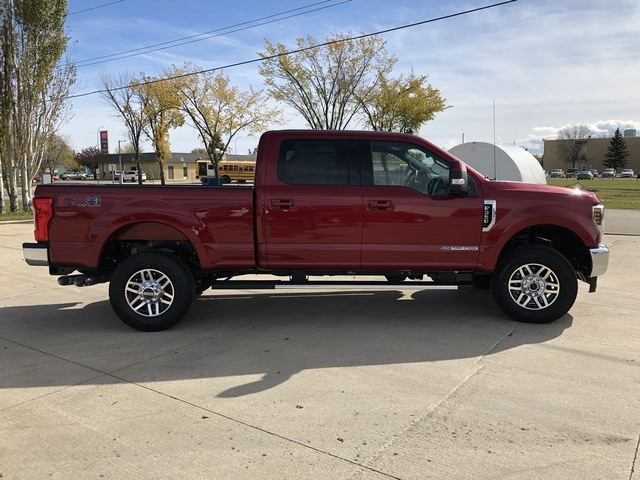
left=556, top=124, right=591, bottom=169
left=99, top=72, right=146, bottom=183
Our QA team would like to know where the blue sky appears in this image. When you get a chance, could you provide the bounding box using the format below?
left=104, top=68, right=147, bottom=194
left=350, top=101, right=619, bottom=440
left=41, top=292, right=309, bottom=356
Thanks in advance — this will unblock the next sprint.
left=64, top=0, right=640, bottom=155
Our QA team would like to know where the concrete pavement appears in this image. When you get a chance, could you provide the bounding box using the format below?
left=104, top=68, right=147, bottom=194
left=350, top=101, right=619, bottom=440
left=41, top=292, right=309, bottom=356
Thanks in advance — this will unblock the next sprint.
left=0, top=219, right=638, bottom=479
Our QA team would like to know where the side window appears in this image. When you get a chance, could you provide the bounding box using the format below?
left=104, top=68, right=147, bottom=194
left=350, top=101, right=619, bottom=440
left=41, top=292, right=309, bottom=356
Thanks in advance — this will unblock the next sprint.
left=278, top=139, right=356, bottom=185
left=370, top=141, right=451, bottom=196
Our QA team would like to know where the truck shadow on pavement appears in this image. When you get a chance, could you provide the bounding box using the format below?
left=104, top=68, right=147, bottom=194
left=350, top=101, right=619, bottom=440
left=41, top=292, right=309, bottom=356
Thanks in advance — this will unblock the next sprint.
left=0, top=288, right=572, bottom=396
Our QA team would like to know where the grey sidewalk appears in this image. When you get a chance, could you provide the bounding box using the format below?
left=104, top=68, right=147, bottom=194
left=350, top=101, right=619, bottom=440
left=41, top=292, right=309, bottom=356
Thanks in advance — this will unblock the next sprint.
left=1, top=218, right=639, bottom=479
left=605, top=209, right=640, bottom=235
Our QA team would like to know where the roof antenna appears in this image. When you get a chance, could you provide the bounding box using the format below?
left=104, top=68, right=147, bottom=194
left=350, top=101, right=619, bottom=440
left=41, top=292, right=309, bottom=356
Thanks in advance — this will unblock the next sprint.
left=493, top=99, right=497, bottom=181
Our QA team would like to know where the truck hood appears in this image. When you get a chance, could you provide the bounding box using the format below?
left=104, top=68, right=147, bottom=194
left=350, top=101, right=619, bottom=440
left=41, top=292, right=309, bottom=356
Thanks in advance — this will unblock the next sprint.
left=483, top=180, right=601, bottom=205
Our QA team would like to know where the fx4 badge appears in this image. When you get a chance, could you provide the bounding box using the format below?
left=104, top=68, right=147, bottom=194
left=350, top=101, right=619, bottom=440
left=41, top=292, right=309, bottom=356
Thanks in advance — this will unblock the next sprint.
left=57, top=195, right=101, bottom=207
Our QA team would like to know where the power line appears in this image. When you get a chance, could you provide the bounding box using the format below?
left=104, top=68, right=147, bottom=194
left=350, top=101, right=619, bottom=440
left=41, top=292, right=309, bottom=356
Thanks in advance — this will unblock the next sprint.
left=75, top=0, right=348, bottom=67
left=70, top=0, right=518, bottom=99
left=69, top=0, right=124, bottom=16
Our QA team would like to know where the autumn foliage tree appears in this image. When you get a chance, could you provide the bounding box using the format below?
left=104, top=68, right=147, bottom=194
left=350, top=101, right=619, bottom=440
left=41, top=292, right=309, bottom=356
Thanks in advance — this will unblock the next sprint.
left=259, top=32, right=394, bottom=130
left=167, top=62, right=282, bottom=184
left=132, top=74, right=184, bottom=185
left=358, top=70, right=449, bottom=132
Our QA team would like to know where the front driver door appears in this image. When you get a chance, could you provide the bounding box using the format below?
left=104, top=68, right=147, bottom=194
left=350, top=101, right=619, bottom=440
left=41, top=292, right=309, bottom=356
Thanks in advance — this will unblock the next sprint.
left=361, top=140, right=483, bottom=270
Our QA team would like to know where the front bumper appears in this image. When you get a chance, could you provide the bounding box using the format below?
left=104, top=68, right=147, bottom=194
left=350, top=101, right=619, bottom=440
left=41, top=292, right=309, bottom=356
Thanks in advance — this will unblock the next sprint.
left=23, top=243, right=49, bottom=266
left=590, top=243, right=609, bottom=277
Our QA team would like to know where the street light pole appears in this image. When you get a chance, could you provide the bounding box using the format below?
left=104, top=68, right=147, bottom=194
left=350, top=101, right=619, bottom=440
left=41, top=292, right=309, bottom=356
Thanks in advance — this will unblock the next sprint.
left=118, top=140, right=124, bottom=184
left=96, top=126, right=104, bottom=182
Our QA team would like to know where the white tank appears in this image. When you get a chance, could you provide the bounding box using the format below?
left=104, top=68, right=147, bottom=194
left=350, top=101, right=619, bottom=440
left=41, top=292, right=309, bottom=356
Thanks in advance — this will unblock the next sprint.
left=449, top=142, right=546, bottom=184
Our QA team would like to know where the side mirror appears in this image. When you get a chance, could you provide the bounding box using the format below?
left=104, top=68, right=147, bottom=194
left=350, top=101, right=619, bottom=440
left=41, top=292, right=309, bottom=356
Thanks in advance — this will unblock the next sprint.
left=449, top=160, right=469, bottom=196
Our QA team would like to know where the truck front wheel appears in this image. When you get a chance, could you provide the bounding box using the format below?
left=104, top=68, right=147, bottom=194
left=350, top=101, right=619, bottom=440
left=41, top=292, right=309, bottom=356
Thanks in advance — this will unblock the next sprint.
left=491, top=245, right=577, bottom=324
left=109, top=252, right=195, bottom=331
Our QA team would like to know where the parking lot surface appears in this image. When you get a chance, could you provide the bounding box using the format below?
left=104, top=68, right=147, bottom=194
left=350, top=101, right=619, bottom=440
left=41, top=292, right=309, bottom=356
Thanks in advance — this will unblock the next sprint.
left=0, top=218, right=638, bottom=479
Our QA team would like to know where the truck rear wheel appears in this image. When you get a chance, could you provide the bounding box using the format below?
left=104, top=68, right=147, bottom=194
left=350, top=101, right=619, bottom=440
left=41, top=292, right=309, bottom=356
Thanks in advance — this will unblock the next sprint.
left=491, top=245, right=577, bottom=324
left=109, top=252, right=195, bottom=331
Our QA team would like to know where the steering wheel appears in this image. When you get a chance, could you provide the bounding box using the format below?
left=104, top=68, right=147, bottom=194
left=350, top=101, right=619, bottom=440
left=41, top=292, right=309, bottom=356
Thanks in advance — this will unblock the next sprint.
left=404, top=167, right=417, bottom=186
left=427, top=177, right=446, bottom=195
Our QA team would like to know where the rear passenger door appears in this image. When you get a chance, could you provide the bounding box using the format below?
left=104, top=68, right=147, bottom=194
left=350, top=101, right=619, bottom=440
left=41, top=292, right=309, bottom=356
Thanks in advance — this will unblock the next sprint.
left=260, top=136, right=363, bottom=269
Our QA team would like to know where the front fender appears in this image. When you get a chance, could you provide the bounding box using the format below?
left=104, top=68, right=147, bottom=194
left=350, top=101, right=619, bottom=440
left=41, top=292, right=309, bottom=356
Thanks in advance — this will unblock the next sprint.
left=478, top=203, right=599, bottom=272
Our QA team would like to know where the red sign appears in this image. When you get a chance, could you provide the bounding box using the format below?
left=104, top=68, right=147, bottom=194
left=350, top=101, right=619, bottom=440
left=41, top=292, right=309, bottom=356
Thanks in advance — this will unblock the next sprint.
left=100, top=130, right=109, bottom=154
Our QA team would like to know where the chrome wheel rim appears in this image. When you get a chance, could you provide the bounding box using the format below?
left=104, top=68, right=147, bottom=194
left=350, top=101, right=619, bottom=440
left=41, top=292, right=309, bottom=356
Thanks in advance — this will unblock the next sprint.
left=125, top=268, right=174, bottom=317
left=507, top=263, right=560, bottom=310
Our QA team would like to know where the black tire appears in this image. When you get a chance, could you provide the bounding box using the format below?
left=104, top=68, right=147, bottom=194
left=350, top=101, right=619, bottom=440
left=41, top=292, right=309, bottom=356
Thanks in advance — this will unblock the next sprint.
left=385, top=274, right=407, bottom=284
left=491, top=245, right=577, bottom=324
left=109, top=252, right=195, bottom=331
left=194, top=282, right=210, bottom=298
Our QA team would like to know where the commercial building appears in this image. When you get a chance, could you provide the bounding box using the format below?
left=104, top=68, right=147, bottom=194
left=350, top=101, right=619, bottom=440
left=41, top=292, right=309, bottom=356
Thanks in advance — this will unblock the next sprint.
left=542, top=132, right=640, bottom=173
left=93, top=151, right=256, bottom=181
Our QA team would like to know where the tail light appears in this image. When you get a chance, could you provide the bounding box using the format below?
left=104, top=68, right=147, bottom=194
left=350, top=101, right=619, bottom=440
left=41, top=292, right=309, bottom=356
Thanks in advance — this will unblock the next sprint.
left=33, top=197, right=53, bottom=241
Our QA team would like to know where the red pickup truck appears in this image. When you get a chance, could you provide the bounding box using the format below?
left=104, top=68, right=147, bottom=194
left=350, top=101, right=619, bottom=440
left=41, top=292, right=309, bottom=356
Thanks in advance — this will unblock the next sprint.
left=23, top=130, right=609, bottom=331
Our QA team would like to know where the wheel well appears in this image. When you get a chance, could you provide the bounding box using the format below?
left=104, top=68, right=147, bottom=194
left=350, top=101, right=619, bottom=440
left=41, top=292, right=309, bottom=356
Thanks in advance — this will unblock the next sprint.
left=498, top=225, right=591, bottom=280
left=99, top=222, right=201, bottom=277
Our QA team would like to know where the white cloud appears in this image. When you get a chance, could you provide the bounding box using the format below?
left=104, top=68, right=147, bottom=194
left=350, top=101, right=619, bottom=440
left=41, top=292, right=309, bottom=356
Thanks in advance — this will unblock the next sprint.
left=61, top=0, right=640, bottom=155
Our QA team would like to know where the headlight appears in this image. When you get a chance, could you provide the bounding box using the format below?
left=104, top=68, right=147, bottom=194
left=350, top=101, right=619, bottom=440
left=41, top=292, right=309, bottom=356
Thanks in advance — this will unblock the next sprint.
left=592, top=204, right=605, bottom=239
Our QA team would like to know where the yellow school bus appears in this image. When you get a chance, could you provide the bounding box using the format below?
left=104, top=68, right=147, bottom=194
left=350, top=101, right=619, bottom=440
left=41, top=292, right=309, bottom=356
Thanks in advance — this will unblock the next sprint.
left=196, top=158, right=256, bottom=183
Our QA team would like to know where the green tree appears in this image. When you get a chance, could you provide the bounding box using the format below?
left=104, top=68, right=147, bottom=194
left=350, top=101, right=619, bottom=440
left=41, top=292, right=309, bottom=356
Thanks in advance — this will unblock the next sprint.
left=0, top=0, right=75, bottom=212
left=358, top=70, right=449, bottom=132
left=259, top=32, right=394, bottom=130
left=603, top=128, right=629, bottom=173
left=168, top=62, right=282, bottom=184
left=132, top=73, right=184, bottom=185
left=42, top=133, right=75, bottom=175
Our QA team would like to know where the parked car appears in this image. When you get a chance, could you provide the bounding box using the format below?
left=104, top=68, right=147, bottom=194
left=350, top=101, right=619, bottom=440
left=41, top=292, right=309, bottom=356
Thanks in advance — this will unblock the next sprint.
left=620, top=169, right=635, bottom=178
left=565, top=168, right=578, bottom=178
left=60, top=171, right=87, bottom=180
left=122, top=170, right=147, bottom=182
left=589, top=169, right=598, bottom=177
left=602, top=168, right=616, bottom=178
left=577, top=170, right=594, bottom=180
left=32, top=172, right=54, bottom=183
left=550, top=169, right=564, bottom=178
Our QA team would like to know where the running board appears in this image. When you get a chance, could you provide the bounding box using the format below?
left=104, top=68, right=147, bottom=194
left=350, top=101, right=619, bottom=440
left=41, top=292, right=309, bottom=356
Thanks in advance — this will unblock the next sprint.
left=210, top=280, right=474, bottom=291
